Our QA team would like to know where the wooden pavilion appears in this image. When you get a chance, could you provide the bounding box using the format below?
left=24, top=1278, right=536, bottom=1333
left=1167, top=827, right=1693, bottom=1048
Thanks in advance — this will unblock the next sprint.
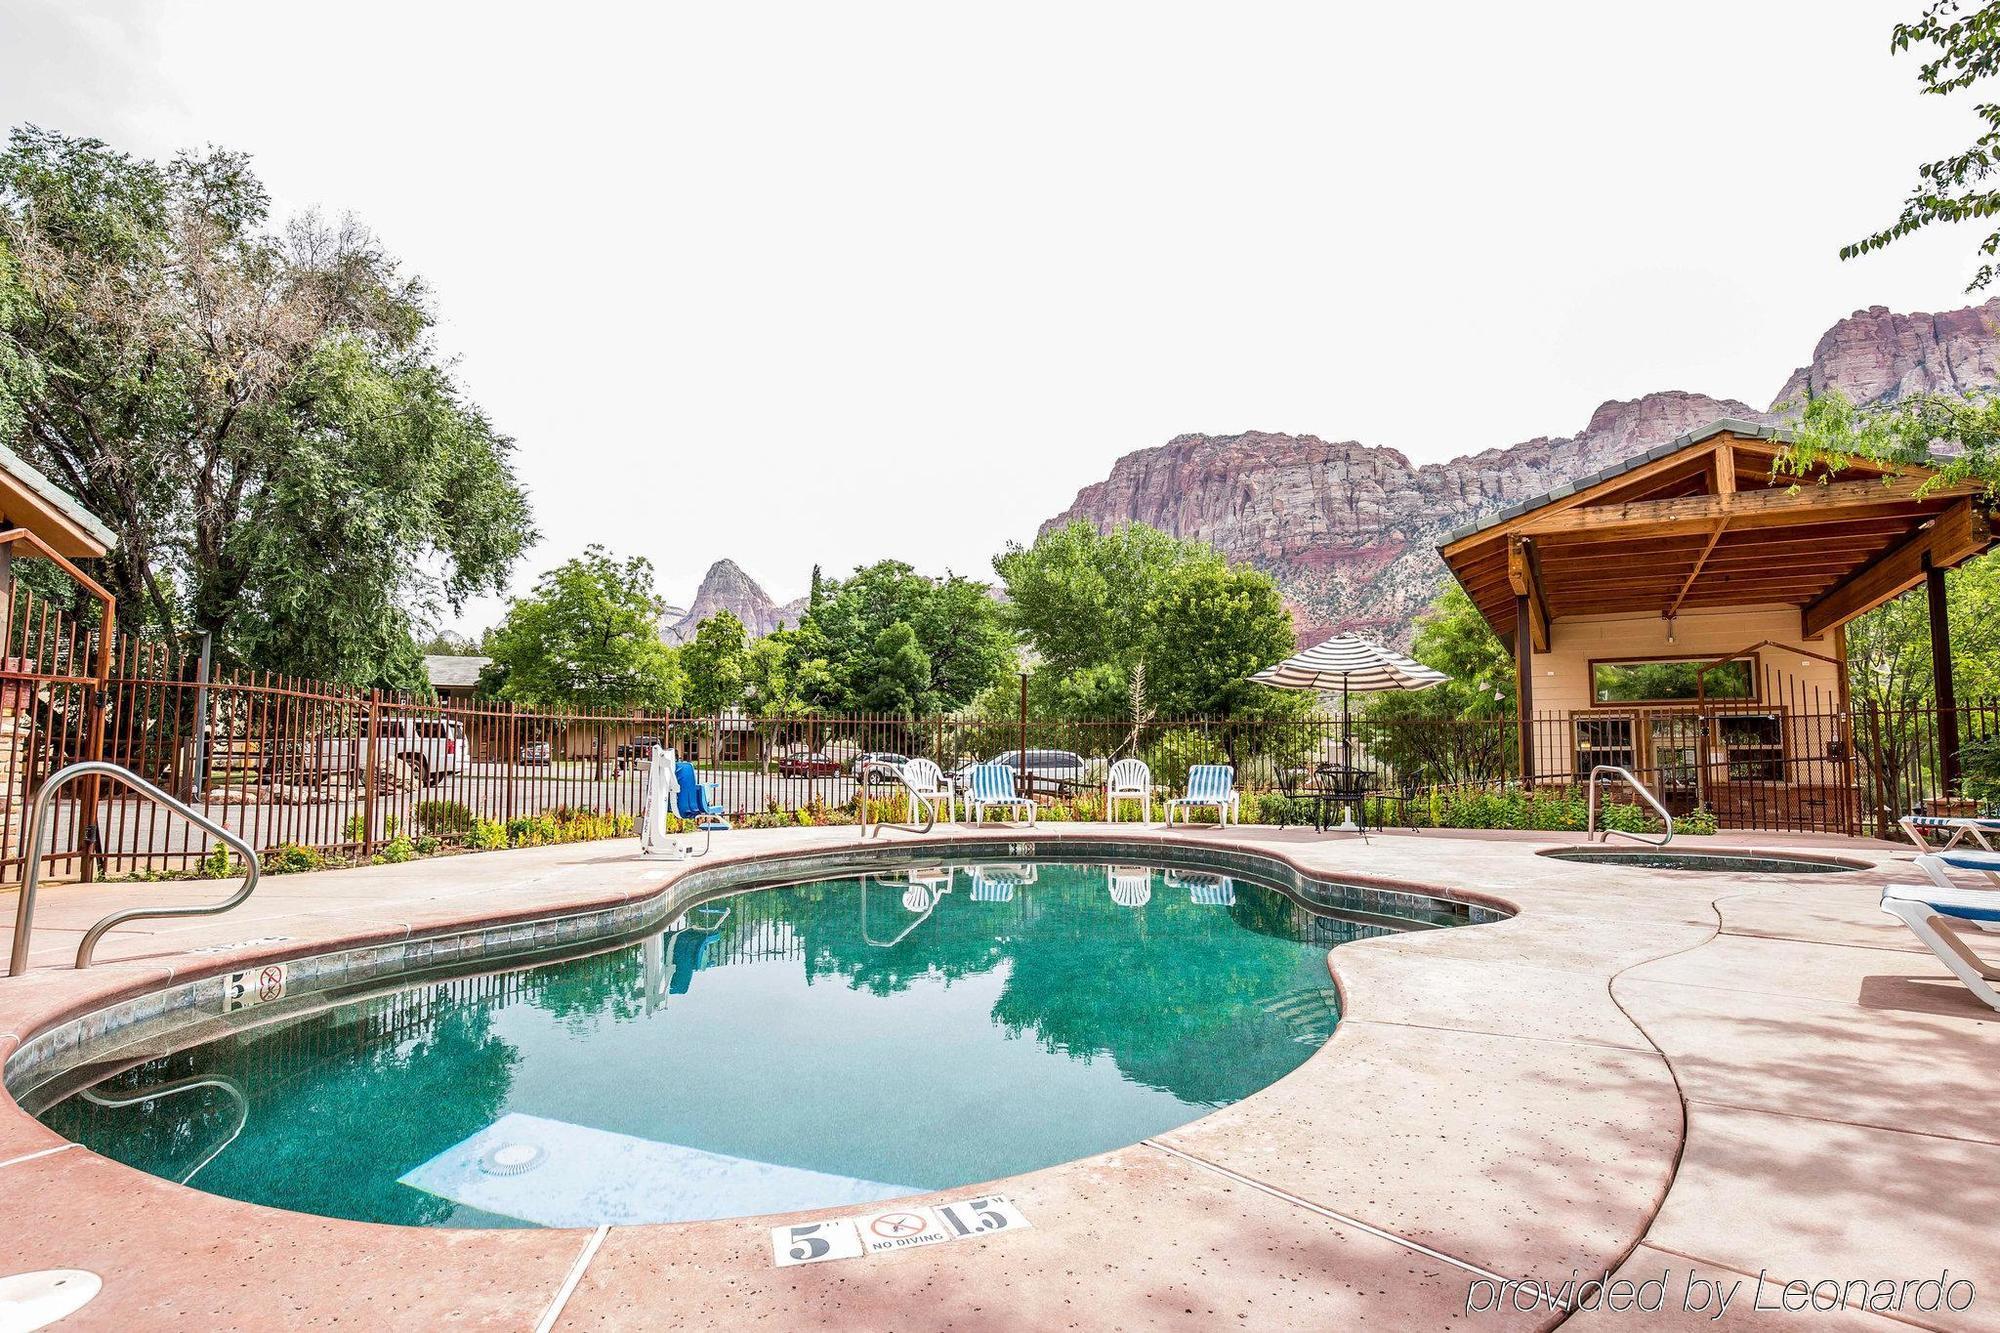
left=1437, top=419, right=1995, bottom=832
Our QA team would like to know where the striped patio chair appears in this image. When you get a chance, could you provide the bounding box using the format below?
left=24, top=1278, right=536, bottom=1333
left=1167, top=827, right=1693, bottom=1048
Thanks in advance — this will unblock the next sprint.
left=1165, top=764, right=1238, bottom=826
left=965, top=763, right=1035, bottom=825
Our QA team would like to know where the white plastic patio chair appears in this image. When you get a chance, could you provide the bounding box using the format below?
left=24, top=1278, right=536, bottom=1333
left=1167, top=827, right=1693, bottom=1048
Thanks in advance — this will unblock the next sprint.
left=1881, top=879, right=2000, bottom=1012
left=900, top=756, right=953, bottom=825
left=1107, top=865, right=1152, bottom=908
left=965, top=763, right=1035, bottom=825
left=1106, top=758, right=1152, bottom=824
left=1164, top=764, right=1238, bottom=826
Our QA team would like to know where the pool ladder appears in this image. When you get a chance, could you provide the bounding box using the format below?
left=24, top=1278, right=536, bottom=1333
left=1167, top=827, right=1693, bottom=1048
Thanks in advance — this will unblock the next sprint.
left=1586, top=765, right=1674, bottom=848
left=7, top=761, right=262, bottom=976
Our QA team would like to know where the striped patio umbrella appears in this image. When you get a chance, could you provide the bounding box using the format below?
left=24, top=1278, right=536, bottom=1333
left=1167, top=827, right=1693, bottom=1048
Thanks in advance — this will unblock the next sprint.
left=1249, top=633, right=1447, bottom=772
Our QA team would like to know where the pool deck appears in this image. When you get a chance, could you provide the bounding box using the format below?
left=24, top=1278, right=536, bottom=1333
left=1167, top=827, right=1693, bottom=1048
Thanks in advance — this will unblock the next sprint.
left=0, top=824, right=1995, bottom=1330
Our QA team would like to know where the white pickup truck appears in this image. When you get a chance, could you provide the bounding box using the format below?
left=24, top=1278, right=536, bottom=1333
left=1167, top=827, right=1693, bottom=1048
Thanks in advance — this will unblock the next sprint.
left=309, top=717, right=470, bottom=788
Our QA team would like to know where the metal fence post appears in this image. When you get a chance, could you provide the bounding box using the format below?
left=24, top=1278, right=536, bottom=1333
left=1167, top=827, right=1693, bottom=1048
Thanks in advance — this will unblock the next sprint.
left=361, top=688, right=380, bottom=857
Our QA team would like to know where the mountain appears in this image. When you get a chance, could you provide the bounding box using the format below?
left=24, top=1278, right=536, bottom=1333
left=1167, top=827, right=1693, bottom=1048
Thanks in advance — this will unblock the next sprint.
left=1041, top=299, right=2000, bottom=646
left=663, top=559, right=807, bottom=642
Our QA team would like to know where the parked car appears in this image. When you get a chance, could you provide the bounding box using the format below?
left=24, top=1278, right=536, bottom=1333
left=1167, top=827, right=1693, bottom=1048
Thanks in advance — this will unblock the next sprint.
left=518, top=739, right=552, bottom=766
left=953, top=749, right=1088, bottom=792
left=778, top=751, right=841, bottom=778
left=316, top=717, right=469, bottom=788
left=853, top=752, right=910, bottom=783
left=615, top=734, right=666, bottom=772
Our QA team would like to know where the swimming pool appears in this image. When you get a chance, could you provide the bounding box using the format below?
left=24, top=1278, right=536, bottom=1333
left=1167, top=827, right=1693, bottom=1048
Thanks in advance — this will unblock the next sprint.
left=1537, top=848, right=1864, bottom=874
left=30, top=858, right=1460, bottom=1229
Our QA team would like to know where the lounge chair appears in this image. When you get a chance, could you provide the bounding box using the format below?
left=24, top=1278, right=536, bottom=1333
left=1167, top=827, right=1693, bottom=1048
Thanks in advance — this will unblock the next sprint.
left=1900, top=813, right=2000, bottom=854
left=965, top=763, right=1035, bottom=825
left=1165, top=764, right=1239, bottom=826
left=966, top=863, right=1036, bottom=902
left=1881, top=880, right=2000, bottom=1011
left=1167, top=869, right=1235, bottom=906
left=900, top=757, right=954, bottom=825
left=1917, top=849, right=2000, bottom=892
left=1106, top=758, right=1152, bottom=824
left=1107, top=865, right=1152, bottom=908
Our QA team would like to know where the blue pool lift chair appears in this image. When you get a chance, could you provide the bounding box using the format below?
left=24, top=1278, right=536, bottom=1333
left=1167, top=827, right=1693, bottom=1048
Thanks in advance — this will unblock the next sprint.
left=1882, top=876, right=2000, bottom=1012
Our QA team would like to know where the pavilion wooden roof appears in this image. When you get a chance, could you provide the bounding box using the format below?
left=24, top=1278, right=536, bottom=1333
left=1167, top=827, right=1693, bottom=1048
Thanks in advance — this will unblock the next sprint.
left=1437, top=422, right=1995, bottom=650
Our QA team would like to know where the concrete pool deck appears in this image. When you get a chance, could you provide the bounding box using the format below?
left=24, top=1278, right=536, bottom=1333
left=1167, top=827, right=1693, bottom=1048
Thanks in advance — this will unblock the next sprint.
left=0, top=824, right=1994, bottom=1330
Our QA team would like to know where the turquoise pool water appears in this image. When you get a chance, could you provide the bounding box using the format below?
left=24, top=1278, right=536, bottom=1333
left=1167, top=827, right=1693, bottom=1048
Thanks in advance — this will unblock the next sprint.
left=36, top=860, right=1425, bottom=1228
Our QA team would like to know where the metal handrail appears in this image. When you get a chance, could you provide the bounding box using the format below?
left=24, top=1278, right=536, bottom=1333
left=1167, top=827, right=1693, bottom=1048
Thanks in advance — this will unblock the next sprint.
left=857, top=760, right=939, bottom=838
left=80, top=1074, right=247, bottom=1183
left=1587, top=765, right=1675, bottom=847
left=8, top=760, right=262, bottom=976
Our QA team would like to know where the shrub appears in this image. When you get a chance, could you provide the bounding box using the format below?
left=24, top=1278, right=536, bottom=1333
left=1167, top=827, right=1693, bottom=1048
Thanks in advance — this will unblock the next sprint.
left=264, top=843, right=326, bottom=874
left=414, top=799, right=476, bottom=838
left=1149, top=729, right=1226, bottom=793
left=201, top=843, right=237, bottom=879
left=468, top=818, right=508, bottom=850
left=372, top=834, right=416, bottom=864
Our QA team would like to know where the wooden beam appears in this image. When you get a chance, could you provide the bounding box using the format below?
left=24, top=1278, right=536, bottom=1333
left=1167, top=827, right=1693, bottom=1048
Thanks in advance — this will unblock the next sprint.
left=1663, top=521, right=1728, bottom=621
left=1801, top=499, right=1991, bottom=637
left=1713, top=445, right=1736, bottom=495
left=1929, top=557, right=1962, bottom=792
left=1507, top=537, right=1550, bottom=653
left=1517, top=475, right=1978, bottom=542
left=1437, top=438, right=1745, bottom=560
left=1514, top=594, right=1534, bottom=784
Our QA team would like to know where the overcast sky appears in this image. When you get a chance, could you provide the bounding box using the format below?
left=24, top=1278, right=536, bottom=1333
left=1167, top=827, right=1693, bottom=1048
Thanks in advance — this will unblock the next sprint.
left=0, top=1, right=1985, bottom=631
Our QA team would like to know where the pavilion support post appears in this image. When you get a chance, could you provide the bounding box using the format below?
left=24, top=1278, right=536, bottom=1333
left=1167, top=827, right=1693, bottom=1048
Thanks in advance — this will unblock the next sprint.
left=1514, top=595, right=1535, bottom=787
left=1926, top=557, right=1962, bottom=794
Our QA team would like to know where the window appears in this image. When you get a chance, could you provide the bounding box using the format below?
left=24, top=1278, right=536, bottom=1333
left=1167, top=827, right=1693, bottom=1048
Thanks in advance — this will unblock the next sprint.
left=1574, top=715, right=1636, bottom=774
left=1592, top=657, right=1754, bottom=705
left=1719, top=712, right=1785, bottom=782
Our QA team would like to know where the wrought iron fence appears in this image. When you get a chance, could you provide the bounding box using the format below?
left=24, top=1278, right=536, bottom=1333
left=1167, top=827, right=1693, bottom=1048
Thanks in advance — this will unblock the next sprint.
left=0, top=593, right=1992, bottom=882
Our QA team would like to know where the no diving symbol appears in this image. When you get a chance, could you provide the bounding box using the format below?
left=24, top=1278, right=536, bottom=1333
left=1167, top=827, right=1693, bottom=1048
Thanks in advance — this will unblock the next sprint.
left=869, top=1212, right=927, bottom=1240
left=256, top=964, right=286, bottom=1003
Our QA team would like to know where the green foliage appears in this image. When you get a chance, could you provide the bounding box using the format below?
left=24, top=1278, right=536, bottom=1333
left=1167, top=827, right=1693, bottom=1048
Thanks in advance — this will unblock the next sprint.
left=201, top=843, right=239, bottom=879
left=372, top=834, right=417, bottom=864
left=681, top=611, right=750, bottom=714
left=263, top=843, right=327, bottom=874
left=1844, top=2, right=2000, bottom=289
left=483, top=546, right=684, bottom=711
left=994, top=520, right=1299, bottom=719
left=790, top=561, right=1013, bottom=715
left=0, top=126, right=534, bottom=685
left=468, top=817, right=508, bottom=850
left=502, top=808, right=634, bottom=847
left=1150, top=728, right=1227, bottom=791
left=413, top=799, right=476, bottom=838
left=1363, top=584, right=1514, bottom=786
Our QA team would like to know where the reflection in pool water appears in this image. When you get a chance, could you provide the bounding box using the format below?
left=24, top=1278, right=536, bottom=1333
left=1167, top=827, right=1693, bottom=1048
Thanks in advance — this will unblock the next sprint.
left=37, top=861, right=1419, bottom=1228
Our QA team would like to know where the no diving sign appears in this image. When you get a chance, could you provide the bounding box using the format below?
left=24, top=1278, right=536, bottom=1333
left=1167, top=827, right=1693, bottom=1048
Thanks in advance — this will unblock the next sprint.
left=772, top=1196, right=1031, bottom=1268
left=222, top=961, right=287, bottom=1013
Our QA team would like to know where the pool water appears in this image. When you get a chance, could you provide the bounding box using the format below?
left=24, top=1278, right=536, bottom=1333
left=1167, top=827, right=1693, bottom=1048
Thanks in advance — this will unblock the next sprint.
left=37, top=861, right=1414, bottom=1229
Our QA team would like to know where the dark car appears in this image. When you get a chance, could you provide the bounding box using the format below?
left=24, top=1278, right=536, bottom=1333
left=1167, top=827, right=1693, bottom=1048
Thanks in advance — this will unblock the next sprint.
left=778, top=751, right=840, bottom=778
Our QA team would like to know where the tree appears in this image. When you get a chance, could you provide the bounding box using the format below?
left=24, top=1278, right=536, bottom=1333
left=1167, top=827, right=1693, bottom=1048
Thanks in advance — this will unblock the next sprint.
left=1362, top=584, right=1516, bottom=786
left=482, top=547, right=682, bottom=711
left=994, top=520, right=1300, bottom=719
left=680, top=611, right=749, bottom=714
left=1844, top=1, right=2000, bottom=289
left=0, top=126, right=534, bottom=686
left=790, top=560, right=1012, bottom=715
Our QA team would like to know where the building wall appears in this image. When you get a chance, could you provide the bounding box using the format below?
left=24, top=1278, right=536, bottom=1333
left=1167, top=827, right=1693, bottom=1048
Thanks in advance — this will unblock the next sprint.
left=1528, top=604, right=1844, bottom=714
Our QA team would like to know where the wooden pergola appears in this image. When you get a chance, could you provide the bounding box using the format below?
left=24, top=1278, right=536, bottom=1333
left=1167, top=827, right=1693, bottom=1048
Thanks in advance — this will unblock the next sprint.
left=1438, top=420, right=1997, bottom=788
